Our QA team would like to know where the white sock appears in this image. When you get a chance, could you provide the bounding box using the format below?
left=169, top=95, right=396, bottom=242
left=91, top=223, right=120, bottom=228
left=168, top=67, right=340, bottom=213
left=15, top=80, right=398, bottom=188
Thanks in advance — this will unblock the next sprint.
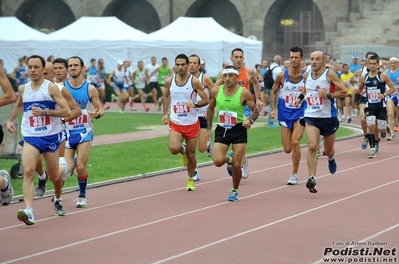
left=38, top=172, right=47, bottom=180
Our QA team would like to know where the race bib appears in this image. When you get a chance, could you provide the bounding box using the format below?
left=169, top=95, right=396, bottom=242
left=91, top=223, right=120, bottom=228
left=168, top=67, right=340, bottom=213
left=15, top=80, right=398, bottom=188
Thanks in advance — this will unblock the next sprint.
left=28, top=113, right=52, bottom=133
left=173, top=102, right=190, bottom=115
left=68, top=114, right=89, bottom=130
left=218, top=110, right=238, bottom=129
left=367, top=90, right=381, bottom=103
left=307, top=92, right=324, bottom=110
left=285, top=93, right=299, bottom=108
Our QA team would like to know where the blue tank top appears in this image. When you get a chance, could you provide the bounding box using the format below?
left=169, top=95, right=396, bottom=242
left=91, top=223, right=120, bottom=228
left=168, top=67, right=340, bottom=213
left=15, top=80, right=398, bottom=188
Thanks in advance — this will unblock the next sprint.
left=63, top=80, right=93, bottom=133
left=278, top=70, right=306, bottom=121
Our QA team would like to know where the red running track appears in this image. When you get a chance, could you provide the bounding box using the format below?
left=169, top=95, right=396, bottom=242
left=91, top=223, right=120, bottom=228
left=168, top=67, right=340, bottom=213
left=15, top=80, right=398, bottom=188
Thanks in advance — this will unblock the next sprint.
left=0, top=135, right=398, bottom=264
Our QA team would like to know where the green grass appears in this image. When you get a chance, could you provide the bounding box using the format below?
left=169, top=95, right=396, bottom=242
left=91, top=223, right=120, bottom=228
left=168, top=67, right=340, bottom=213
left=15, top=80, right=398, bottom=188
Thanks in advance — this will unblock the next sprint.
left=1, top=113, right=356, bottom=196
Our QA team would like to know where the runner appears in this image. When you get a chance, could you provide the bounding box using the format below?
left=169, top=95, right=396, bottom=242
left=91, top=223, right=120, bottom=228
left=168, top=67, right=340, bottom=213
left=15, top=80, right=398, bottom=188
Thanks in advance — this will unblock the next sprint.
left=294, top=51, right=348, bottom=193
left=161, top=54, right=208, bottom=191
left=64, top=56, right=104, bottom=208
left=270, top=46, right=306, bottom=185
left=188, top=54, right=215, bottom=181
left=7, top=55, right=70, bottom=225
left=206, top=65, right=259, bottom=201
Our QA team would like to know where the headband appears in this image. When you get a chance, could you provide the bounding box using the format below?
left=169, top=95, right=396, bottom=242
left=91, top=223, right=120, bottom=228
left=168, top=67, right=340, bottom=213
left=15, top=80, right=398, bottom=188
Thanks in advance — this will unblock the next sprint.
left=389, top=57, right=399, bottom=62
left=222, top=68, right=238, bottom=75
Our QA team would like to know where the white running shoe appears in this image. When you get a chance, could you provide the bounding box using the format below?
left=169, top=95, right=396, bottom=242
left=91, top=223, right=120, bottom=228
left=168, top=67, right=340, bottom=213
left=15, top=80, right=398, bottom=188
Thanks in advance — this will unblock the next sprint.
left=287, top=173, right=298, bottom=185
left=206, top=139, right=213, bottom=157
left=59, top=157, right=71, bottom=181
left=0, top=170, right=14, bottom=205
left=75, top=197, right=87, bottom=208
left=241, top=157, right=249, bottom=179
left=192, top=169, right=200, bottom=182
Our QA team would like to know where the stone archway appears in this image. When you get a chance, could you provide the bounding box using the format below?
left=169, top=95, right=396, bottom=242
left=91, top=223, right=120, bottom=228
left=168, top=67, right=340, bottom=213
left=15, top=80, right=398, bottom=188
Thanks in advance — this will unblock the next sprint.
left=103, top=0, right=161, bottom=33
left=263, top=0, right=324, bottom=59
left=15, top=0, right=75, bottom=33
left=186, top=0, right=243, bottom=36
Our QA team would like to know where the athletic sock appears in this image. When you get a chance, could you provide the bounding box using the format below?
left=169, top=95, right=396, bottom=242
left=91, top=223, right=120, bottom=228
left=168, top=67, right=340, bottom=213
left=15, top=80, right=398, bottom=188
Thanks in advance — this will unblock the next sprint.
left=78, top=174, right=88, bottom=198
left=367, top=133, right=375, bottom=148
left=38, top=172, right=47, bottom=180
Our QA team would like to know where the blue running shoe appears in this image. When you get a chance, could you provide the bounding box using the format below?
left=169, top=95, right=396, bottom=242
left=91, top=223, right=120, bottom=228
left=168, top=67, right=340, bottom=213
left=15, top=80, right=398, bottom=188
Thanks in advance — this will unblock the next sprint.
left=226, top=151, right=233, bottom=176
left=328, top=158, right=337, bottom=174
left=306, top=176, right=317, bottom=193
left=361, top=136, right=368, bottom=149
left=227, top=190, right=238, bottom=201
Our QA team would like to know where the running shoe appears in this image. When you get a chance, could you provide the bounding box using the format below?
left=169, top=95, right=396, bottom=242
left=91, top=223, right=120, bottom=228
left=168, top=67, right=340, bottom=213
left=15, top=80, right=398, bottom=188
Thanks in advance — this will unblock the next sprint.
left=368, top=148, right=377, bottom=159
left=192, top=169, right=200, bottom=182
left=395, top=126, right=399, bottom=132
left=361, top=136, right=368, bottom=149
left=387, top=133, right=395, bottom=141
left=145, top=107, right=150, bottom=112
left=186, top=177, right=196, bottom=191
left=267, top=122, right=279, bottom=128
left=287, top=173, right=298, bottom=185
left=206, top=139, right=213, bottom=157
left=119, top=109, right=124, bottom=113
left=0, top=170, right=14, bottom=206
left=180, top=144, right=188, bottom=166
left=17, top=208, right=35, bottom=225
left=226, top=151, right=233, bottom=176
left=75, top=197, right=87, bottom=208
left=306, top=176, right=317, bottom=193
left=35, top=171, right=48, bottom=197
left=328, top=158, right=337, bottom=174
left=59, top=157, right=71, bottom=181
left=103, top=104, right=110, bottom=110
left=228, top=190, right=239, bottom=201
left=347, top=117, right=352, bottom=124
left=130, top=106, right=137, bottom=111
left=241, top=157, right=249, bottom=179
left=54, top=200, right=66, bottom=216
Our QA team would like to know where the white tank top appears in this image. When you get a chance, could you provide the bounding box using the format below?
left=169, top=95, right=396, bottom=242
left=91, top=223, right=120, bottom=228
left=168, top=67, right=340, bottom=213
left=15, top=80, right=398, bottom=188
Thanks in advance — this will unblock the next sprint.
left=21, top=79, right=63, bottom=137
left=169, top=74, right=198, bottom=125
left=304, top=69, right=337, bottom=118
left=196, top=73, right=210, bottom=116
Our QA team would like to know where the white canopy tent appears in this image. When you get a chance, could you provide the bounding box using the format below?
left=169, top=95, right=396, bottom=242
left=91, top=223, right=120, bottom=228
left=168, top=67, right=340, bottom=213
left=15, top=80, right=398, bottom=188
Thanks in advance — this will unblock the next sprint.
left=130, top=17, right=263, bottom=77
left=0, top=17, right=48, bottom=73
left=33, top=16, right=149, bottom=72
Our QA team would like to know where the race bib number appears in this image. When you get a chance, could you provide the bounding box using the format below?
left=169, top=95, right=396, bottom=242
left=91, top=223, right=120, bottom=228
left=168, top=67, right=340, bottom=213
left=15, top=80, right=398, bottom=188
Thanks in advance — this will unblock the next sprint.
left=68, top=114, right=89, bottom=129
left=367, top=90, right=381, bottom=103
left=218, top=110, right=237, bottom=129
left=28, top=115, right=51, bottom=133
left=285, top=93, right=298, bottom=108
left=173, top=102, right=190, bottom=114
left=307, top=92, right=324, bottom=110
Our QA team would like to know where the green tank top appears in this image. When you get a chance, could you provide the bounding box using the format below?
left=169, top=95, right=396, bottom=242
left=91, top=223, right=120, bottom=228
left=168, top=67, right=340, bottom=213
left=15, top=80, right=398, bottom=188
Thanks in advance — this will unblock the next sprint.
left=216, top=85, right=244, bottom=128
left=158, top=66, right=170, bottom=85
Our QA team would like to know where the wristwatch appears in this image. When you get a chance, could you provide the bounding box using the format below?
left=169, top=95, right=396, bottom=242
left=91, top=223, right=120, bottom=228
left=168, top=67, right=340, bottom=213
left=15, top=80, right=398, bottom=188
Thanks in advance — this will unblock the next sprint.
left=250, top=118, right=255, bottom=125
left=42, top=109, right=47, bottom=116
left=326, top=93, right=331, bottom=99
left=194, top=103, right=199, bottom=108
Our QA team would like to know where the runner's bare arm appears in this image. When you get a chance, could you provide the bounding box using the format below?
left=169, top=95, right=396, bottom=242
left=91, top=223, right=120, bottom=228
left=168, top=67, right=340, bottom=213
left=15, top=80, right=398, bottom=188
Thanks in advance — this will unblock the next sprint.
left=45, top=82, right=71, bottom=117
left=0, top=64, right=16, bottom=107
left=88, top=84, right=104, bottom=119
left=327, top=70, right=348, bottom=99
